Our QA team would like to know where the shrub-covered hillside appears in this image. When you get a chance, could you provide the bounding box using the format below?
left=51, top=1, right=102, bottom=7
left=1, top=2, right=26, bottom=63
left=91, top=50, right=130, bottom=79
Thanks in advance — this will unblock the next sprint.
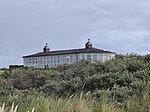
left=0, top=54, right=150, bottom=112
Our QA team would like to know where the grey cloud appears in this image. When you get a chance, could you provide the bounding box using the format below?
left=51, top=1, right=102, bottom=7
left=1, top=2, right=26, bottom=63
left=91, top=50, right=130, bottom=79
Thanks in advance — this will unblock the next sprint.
left=91, top=30, right=150, bottom=53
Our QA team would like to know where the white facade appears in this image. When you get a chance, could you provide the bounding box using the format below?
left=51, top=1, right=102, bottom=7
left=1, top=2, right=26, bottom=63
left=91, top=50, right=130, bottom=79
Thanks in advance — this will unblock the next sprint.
left=23, top=53, right=115, bottom=68
left=23, top=39, right=116, bottom=68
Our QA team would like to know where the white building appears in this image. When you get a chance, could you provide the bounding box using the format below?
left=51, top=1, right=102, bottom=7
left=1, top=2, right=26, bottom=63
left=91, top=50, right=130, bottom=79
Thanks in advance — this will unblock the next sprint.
left=22, top=39, right=116, bottom=68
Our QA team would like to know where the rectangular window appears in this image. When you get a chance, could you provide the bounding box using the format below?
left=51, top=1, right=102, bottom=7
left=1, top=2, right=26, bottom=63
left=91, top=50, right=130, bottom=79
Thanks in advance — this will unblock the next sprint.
left=44, top=59, right=46, bottom=64
left=76, top=55, right=79, bottom=61
left=24, top=59, right=27, bottom=64
left=40, top=57, right=43, bottom=64
left=66, top=56, right=70, bottom=63
left=35, top=58, right=38, bottom=64
left=54, top=56, right=56, bottom=65
left=46, top=57, right=50, bottom=64
left=70, top=55, right=73, bottom=62
left=66, top=57, right=69, bottom=63
left=44, top=57, right=46, bottom=64
left=87, top=55, right=91, bottom=61
left=81, top=55, right=85, bottom=60
left=32, top=58, right=35, bottom=64
left=29, top=59, right=32, bottom=64
left=47, top=60, right=50, bottom=64
left=50, top=56, right=53, bottom=65
left=63, top=56, right=66, bottom=63
left=93, top=55, right=97, bottom=62
left=57, top=56, right=60, bottom=64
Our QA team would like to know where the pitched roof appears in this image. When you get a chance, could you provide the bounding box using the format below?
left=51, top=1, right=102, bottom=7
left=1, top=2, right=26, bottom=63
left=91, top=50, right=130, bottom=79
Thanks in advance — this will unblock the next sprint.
left=22, top=47, right=115, bottom=58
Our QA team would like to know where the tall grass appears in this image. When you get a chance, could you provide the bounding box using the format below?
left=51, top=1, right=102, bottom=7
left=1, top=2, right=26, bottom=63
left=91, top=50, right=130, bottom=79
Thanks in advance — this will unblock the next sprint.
left=0, top=93, right=123, bottom=112
left=0, top=102, right=18, bottom=112
left=0, top=89, right=149, bottom=112
left=0, top=102, right=34, bottom=112
left=26, top=92, right=92, bottom=112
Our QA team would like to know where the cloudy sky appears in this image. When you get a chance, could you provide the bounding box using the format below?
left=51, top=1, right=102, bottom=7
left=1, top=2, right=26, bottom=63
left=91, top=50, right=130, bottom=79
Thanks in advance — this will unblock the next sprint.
left=1, top=0, right=150, bottom=68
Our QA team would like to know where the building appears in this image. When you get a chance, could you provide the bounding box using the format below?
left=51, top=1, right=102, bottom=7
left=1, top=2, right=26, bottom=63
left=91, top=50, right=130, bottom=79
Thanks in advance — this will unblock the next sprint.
left=22, top=39, right=116, bottom=68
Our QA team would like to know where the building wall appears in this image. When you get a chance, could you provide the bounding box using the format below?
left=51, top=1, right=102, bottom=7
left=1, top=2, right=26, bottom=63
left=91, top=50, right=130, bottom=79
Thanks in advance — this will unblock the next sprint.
left=23, top=53, right=115, bottom=68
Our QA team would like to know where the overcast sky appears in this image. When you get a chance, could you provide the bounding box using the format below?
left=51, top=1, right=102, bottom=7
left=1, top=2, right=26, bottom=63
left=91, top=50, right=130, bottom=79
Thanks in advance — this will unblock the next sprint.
left=1, top=0, right=150, bottom=68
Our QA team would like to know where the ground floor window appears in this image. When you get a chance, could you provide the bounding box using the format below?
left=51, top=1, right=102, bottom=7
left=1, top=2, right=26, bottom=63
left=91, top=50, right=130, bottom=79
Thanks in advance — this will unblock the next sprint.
left=93, top=55, right=97, bottom=62
left=87, top=55, right=91, bottom=61
left=81, top=55, right=85, bottom=60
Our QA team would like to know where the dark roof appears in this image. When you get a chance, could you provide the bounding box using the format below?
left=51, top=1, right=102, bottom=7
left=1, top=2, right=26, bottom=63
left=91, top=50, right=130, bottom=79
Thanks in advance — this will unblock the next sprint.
left=22, top=47, right=115, bottom=58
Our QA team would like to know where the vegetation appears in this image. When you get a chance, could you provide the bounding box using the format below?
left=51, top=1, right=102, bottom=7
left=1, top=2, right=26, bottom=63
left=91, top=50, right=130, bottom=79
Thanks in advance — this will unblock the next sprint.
left=0, top=70, right=4, bottom=75
left=0, top=54, right=150, bottom=112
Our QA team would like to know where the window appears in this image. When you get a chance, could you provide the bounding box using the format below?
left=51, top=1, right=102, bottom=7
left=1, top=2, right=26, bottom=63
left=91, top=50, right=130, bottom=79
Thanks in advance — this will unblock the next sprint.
left=40, top=57, right=43, bottom=64
left=63, top=56, right=66, bottom=63
left=103, top=55, right=107, bottom=61
left=81, top=55, right=85, bottom=60
left=70, top=55, right=73, bottom=62
left=66, top=56, right=70, bottom=63
left=54, top=56, right=56, bottom=65
left=47, top=59, right=50, bottom=64
left=93, top=55, right=97, bottom=62
left=29, top=59, right=32, bottom=63
left=57, top=56, right=60, bottom=64
left=43, top=57, right=47, bottom=64
left=87, top=55, right=91, bottom=61
left=46, top=57, right=50, bottom=64
left=35, top=58, right=38, bottom=64
left=76, top=55, right=79, bottom=61
left=32, top=58, right=35, bottom=64
left=40, top=61, right=42, bottom=64
left=44, top=60, right=46, bottom=64
left=24, top=59, right=27, bottom=64
left=105, top=54, right=109, bottom=61
left=50, top=56, right=53, bottom=65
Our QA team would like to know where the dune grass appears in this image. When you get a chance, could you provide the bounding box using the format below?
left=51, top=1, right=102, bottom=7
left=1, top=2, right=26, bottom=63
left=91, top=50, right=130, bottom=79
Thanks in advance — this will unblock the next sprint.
left=0, top=102, right=34, bottom=112
left=0, top=82, right=149, bottom=112
left=2, top=90, right=150, bottom=112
